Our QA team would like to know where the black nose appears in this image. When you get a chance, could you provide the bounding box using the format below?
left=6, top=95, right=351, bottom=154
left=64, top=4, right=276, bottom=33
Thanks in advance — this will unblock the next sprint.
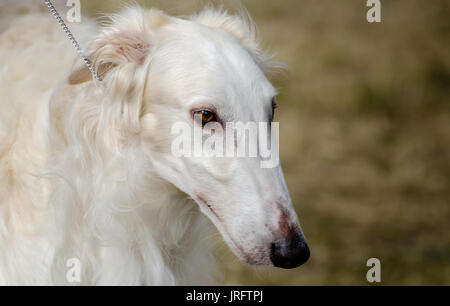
left=270, top=236, right=310, bottom=269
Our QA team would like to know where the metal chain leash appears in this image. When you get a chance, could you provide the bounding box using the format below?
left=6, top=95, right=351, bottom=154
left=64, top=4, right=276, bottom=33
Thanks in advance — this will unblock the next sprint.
left=44, top=0, right=102, bottom=82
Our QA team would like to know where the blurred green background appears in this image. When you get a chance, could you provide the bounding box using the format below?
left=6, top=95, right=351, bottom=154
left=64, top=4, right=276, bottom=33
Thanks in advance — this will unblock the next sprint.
left=81, top=0, right=450, bottom=285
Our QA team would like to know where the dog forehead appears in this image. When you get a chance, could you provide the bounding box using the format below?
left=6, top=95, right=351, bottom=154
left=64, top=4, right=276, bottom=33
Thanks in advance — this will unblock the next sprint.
left=152, top=21, right=275, bottom=98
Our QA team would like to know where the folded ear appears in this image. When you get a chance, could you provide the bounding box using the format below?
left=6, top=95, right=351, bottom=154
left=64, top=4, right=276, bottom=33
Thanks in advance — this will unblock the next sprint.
left=68, top=8, right=168, bottom=85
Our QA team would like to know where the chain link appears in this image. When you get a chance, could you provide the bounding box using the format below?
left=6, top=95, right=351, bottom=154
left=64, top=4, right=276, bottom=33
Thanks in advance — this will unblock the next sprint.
left=44, top=0, right=102, bottom=82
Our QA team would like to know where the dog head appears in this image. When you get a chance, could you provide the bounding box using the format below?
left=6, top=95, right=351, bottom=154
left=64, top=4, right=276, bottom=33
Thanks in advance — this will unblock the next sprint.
left=69, top=6, right=309, bottom=269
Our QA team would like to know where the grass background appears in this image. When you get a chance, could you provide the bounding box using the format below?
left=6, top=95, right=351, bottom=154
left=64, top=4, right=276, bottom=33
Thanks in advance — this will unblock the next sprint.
left=79, top=0, right=450, bottom=285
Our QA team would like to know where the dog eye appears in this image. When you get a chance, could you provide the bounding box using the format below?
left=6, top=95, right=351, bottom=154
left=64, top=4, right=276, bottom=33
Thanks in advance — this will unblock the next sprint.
left=193, top=110, right=217, bottom=126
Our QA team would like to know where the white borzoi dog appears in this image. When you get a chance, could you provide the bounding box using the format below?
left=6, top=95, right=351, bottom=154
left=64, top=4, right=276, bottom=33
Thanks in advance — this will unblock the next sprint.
left=0, top=1, right=309, bottom=285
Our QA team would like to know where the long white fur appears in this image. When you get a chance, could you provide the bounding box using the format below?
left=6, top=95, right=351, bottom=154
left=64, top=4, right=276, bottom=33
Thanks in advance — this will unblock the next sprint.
left=0, top=1, right=302, bottom=285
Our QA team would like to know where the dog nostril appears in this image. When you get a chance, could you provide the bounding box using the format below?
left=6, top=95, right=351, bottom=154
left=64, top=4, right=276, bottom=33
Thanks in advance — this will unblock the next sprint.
left=270, top=238, right=310, bottom=269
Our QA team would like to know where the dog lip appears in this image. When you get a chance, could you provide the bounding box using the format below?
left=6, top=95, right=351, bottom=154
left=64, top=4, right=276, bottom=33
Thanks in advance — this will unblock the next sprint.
left=194, top=192, right=267, bottom=265
left=195, top=193, right=220, bottom=220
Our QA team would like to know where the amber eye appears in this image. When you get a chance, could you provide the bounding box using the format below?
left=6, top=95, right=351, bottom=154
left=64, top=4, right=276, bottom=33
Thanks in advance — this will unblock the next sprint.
left=193, top=110, right=217, bottom=126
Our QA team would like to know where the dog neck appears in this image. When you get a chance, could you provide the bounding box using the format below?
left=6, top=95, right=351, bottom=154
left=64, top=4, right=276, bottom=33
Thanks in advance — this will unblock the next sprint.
left=46, top=83, right=218, bottom=285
